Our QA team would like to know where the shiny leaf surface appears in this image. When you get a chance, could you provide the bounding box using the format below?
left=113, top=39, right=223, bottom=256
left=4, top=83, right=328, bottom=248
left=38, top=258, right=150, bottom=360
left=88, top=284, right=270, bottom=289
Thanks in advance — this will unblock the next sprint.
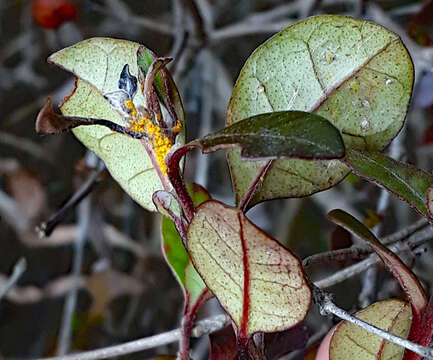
left=193, top=111, right=344, bottom=160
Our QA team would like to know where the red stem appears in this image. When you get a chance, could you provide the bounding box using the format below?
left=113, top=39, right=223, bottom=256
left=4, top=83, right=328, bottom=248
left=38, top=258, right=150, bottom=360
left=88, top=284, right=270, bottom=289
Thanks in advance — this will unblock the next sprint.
left=236, top=335, right=251, bottom=360
left=178, top=289, right=210, bottom=360
left=179, top=310, right=194, bottom=360
left=166, top=145, right=196, bottom=221
left=238, top=160, right=273, bottom=212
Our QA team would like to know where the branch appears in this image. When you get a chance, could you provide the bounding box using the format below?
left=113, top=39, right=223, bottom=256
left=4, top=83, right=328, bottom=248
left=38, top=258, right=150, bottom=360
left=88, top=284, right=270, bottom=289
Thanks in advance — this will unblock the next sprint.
left=303, top=218, right=429, bottom=269
left=0, top=258, right=27, bottom=302
left=313, top=286, right=433, bottom=359
left=35, top=314, right=230, bottom=360
left=0, top=189, right=31, bottom=233
left=210, top=21, right=294, bottom=41
left=303, top=246, right=370, bottom=268
left=314, top=226, right=433, bottom=288
left=37, top=162, right=104, bottom=237
left=56, top=171, right=93, bottom=355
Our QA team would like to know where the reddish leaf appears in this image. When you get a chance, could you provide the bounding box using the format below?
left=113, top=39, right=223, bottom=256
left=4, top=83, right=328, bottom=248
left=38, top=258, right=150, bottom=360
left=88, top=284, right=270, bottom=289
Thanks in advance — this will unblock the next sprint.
left=421, top=118, right=433, bottom=145
left=329, top=226, right=352, bottom=252
left=404, top=295, right=433, bottom=360
left=408, top=0, right=433, bottom=46
left=328, top=209, right=427, bottom=346
left=264, top=323, right=309, bottom=359
left=32, top=0, right=77, bottom=30
left=304, top=343, right=319, bottom=360
left=209, top=326, right=237, bottom=360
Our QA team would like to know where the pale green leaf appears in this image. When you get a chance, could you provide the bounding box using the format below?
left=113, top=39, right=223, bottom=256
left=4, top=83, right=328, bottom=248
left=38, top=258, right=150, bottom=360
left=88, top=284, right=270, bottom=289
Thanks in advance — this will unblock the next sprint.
left=330, top=299, right=412, bottom=360
left=227, top=15, right=413, bottom=207
left=49, top=38, right=185, bottom=211
left=187, top=200, right=311, bottom=336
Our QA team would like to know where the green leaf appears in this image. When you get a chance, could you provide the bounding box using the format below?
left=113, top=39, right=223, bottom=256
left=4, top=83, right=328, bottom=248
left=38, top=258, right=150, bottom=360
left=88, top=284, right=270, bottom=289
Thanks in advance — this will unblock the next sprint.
left=161, top=183, right=210, bottom=306
left=328, top=209, right=427, bottom=335
left=227, top=15, right=414, bottom=207
left=187, top=200, right=312, bottom=337
left=48, top=38, right=185, bottom=211
left=330, top=299, right=411, bottom=360
left=345, top=149, right=433, bottom=219
left=193, top=111, right=345, bottom=160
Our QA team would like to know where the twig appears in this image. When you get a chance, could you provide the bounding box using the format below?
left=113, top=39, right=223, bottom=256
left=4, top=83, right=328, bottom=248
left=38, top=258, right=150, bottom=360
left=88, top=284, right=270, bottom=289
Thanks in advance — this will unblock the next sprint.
left=303, top=246, right=370, bottom=268
left=314, top=226, right=433, bottom=288
left=183, top=0, right=207, bottom=44
left=303, top=218, right=429, bottom=269
left=0, top=189, right=31, bottom=233
left=244, top=3, right=301, bottom=24
left=314, top=286, right=433, bottom=359
left=93, top=1, right=173, bottom=35
left=168, top=0, right=187, bottom=73
left=359, top=125, right=405, bottom=307
left=0, top=258, right=27, bottom=302
left=35, top=314, right=229, bottom=360
left=56, top=154, right=96, bottom=355
left=210, top=21, right=294, bottom=41
left=0, top=131, right=53, bottom=162
left=37, top=163, right=104, bottom=237
left=382, top=218, right=429, bottom=245
left=194, top=50, right=215, bottom=188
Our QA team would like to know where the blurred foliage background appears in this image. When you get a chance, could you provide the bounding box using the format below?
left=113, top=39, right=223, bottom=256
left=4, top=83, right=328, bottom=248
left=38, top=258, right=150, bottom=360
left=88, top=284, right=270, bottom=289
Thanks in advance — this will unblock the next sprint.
left=1, top=0, right=433, bottom=358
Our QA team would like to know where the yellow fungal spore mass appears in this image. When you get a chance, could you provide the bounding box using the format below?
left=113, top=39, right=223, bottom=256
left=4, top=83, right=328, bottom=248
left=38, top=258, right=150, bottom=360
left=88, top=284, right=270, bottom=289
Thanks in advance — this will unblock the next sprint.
left=128, top=115, right=177, bottom=175
left=124, top=99, right=137, bottom=117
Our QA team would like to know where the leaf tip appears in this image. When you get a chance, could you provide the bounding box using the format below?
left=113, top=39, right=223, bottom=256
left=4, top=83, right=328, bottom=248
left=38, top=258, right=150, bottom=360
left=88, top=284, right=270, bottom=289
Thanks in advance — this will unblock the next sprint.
left=35, top=97, right=66, bottom=135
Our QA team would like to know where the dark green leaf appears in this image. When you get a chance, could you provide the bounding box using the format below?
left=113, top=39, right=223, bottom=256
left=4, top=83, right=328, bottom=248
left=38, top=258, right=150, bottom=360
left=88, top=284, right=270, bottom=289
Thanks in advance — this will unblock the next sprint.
left=345, top=149, right=433, bottom=219
left=193, top=111, right=345, bottom=160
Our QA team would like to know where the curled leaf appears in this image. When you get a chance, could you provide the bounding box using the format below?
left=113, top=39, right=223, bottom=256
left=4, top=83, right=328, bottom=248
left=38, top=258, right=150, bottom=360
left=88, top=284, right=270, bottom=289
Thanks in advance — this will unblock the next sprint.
left=187, top=200, right=312, bottom=337
left=46, top=38, right=185, bottom=211
left=328, top=209, right=427, bottom=343
left=36, top=97, right=147, bottom=139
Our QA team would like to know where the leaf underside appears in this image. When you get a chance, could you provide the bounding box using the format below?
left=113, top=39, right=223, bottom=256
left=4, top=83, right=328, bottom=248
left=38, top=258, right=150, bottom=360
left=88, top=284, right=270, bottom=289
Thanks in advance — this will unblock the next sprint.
left=227, top=15, right=413, bottom=207
left=49, top=38, right=185, bottom=211
left=187, top=200, right=312, bottom=336
left=330, top=299, right=411, bottom=360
